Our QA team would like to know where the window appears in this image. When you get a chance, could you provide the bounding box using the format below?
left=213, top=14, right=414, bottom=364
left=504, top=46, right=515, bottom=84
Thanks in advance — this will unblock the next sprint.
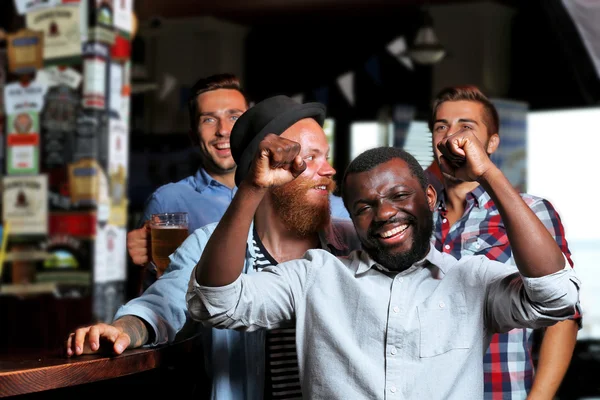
left=527, top=107, right=600, bottom=340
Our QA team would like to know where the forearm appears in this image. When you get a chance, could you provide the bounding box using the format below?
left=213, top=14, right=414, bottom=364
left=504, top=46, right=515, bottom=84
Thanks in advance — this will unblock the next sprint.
left=528, top=320, right=578, bottom=399
left=479, top=166, right=564, bottom=277
left=195, top=181, right=267, bottom=286
left=113, top=315, right=151, bottom=348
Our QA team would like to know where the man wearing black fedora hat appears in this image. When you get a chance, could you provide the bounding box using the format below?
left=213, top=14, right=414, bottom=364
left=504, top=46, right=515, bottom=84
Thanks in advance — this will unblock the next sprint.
left=66, top=95, right=361, bottom=400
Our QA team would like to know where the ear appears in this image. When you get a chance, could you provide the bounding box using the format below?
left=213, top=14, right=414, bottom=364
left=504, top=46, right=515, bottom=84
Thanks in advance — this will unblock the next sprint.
left=426, top=184, right=437, bottom=212
left=486, top=133, right=500, bottom=155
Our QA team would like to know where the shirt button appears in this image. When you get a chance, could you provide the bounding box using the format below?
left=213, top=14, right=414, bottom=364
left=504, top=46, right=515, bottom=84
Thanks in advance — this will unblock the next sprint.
left=398, top=277, right=404, bottom=283
left=439, top=301, right=446, bottom=308
left=391, top=347, right=397, bottom=355
left=390, top=386, right=397, bottom=393
left=475, top=242, right=481, bottom=248
left=444, top=244, right=450, bottom=250
left=442, top=218, right=447, bottom=223
left=393, top=306, right=400, bottom=313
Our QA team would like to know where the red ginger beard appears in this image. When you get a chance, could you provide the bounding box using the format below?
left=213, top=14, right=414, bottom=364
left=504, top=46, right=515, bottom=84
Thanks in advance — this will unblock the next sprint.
left=271, top=176, right=336, bottom=238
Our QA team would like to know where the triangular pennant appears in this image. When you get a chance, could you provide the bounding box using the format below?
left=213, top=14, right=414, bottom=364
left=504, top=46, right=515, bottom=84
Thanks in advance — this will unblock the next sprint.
left=291, top=93, right=304, bottom=104
left=337, top=71, right=355, bottom=106
left=386, top=36, right=414, bottom=71
left=365, top=55, right=382, bottom=86
left=313, top=86, right=329, bottom=106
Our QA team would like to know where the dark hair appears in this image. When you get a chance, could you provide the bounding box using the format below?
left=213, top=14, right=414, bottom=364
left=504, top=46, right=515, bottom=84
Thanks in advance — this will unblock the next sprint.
left=428, top=85, right=499, bottom=136
left=187, top=73, right=249, bottom=133
left=341, top=147, right=428, bottom=207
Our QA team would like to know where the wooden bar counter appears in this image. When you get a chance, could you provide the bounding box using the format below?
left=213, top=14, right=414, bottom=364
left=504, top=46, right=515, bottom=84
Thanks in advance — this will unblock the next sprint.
left=0, top=334, right=210, bottom=399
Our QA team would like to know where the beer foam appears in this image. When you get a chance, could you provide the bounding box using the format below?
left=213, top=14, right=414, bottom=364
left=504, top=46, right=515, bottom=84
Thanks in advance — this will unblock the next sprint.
left=152, top=225, right=187, bottom=229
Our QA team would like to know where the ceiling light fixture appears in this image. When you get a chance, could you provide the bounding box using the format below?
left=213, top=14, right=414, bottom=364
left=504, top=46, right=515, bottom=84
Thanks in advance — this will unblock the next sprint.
left=406, top=9, right=446, bottom=65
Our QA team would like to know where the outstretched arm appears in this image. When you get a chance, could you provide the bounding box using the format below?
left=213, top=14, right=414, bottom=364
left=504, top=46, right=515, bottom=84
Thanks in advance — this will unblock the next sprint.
left=437, top=131, right=565, bottom=277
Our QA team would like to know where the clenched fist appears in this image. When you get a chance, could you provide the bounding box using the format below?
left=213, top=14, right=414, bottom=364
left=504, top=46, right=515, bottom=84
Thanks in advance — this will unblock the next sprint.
left=247, top=134, right=307, bottom=188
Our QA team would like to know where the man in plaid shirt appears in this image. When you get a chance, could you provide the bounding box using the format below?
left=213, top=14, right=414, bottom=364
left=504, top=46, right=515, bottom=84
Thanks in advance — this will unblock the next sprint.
left=428, top=85, right=580, bottom=399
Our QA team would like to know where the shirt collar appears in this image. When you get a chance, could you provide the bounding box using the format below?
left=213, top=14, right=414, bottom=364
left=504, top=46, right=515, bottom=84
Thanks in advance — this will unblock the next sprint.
left=193, top=167, right=235, bottom=194
left=245, top=219, right=349, bottom=263
left=353, top=245, right=448, bottom=276
left=436, top=184, right=490, bottom=211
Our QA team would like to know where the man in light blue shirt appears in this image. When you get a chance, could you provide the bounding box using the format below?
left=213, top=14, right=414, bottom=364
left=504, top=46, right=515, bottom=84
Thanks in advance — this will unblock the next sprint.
left=126, top=74, right=349, bottom=285
left=188, top=127, right=581, bottom=398
left=66, top=95, right=358, bottom=400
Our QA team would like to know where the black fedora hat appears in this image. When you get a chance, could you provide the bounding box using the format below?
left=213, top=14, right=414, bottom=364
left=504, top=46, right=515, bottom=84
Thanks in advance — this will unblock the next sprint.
left=230, top=95, right=326, bottom=186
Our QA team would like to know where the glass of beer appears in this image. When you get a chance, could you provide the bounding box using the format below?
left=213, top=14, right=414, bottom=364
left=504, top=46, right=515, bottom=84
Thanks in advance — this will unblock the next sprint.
left=150, top=212, right=189, bottom=276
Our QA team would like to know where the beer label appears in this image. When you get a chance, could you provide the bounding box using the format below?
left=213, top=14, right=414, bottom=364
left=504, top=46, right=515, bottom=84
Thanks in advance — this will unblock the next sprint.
left=42, top=86, right=79, bottom=170
left=14, top=0, right=60, bottom=15
left=68, top=158, right=99, bottom=206
left=4, top=79, right=46, bottom=175
left=26, top=3, right=82, bottom=65
left=49, top=211, right=97, bottom=238
left=74, top=109, right=108, bottom=165
left=108, top=118, right=128, bottom=227
left=36, top=66, right=83, bottom=90
left=114, top=0, right=133, bottom=36
left=6, top=111, right=40, bottom=175
left=88, top=0, right=115, bottom=46
left=4, top=80, right=49, bottom=113
left=6, top=29, right=44, bottom=74
left=38, top=232, right=93, bottom=293
left=2, top=174, right=48, bottom=235
left=94, top=224, right=126, bottom=283
left=82, top=41, right=110, bottom=110
left=82, top=58, right=107, bottom=110
left=109, top=62, right=123, bottom=119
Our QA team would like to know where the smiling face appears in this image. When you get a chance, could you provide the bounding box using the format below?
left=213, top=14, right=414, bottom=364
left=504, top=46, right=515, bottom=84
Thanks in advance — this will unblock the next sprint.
left=194, top=88, right=248, bottom=177
left=270, top=118, right=337, bottom=236
left=344, top=158, right=436, bottom=272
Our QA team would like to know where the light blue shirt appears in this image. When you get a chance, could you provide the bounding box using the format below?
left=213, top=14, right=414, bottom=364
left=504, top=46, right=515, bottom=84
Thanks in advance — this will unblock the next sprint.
left=115, top=218, right=360, bottom=400
left=188, top=248, right=580, bottom=400
left=138, top=167, right=235, bottom=231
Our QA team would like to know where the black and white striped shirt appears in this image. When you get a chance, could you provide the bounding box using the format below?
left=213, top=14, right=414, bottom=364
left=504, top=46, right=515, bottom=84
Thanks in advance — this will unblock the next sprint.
left=252, top=227, right=303, bottom=400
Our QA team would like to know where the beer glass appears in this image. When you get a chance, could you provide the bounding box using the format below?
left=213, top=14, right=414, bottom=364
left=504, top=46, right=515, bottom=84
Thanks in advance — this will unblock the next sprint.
left=150, top=212, right=189, bottom=276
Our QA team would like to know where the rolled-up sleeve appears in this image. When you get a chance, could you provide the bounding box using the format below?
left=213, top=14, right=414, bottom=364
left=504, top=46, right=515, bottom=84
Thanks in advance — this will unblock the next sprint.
left=485, top=255, right=581, bottom=333
left=187, top=249, right=323, bottom=332
left=186, top=271, right=245, bottom=327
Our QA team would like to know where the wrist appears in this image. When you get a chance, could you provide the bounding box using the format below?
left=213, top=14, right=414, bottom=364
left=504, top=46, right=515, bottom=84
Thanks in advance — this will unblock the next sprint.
left=239, top=179, right=269, bottom=195
left=477, top=163, right=502, bottom=186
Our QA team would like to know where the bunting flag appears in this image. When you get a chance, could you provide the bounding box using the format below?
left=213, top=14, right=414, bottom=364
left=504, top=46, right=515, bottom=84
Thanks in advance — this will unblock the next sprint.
left=365, top=55, right=382, bottom=86
left=337, top=71, right=355, bottom=107
left=313, top=86, right=329, bottom=106
left=158, top=73, right=177, bottom=101
left=290, top=35, right=420, bottom=109
left=291, top=93, right=304, bottom=104
left=386, top=36, right=413, bottom=71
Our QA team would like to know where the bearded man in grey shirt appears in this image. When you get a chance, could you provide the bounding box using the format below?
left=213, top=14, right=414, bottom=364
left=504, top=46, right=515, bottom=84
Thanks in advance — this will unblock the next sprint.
left=187, top=128, right=580, bottom=399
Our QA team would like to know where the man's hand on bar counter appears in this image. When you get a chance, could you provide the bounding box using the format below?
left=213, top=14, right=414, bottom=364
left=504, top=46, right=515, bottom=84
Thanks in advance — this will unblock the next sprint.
left=65, top=316, right=151, bottom=357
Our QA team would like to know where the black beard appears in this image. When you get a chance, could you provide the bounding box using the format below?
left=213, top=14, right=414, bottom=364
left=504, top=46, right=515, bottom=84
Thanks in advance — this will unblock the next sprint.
left=364, top=208, right=434, bottom=272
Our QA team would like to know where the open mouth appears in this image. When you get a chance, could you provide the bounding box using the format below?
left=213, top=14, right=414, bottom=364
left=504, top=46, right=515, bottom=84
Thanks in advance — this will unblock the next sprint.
left=379, top=224, right=409, bottom=238
left=214, top=142, right=230, bottom=150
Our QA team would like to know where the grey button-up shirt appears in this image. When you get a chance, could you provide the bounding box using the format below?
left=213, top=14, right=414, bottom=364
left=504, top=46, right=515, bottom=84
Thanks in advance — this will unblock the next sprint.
left=187, top=246, right=580, bottom=399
